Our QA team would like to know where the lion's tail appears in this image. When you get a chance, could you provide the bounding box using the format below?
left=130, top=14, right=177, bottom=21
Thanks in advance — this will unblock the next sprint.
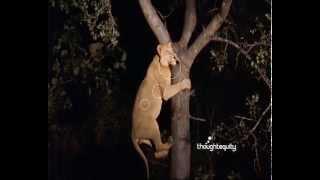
left=131, top=135, right=149, bottom=179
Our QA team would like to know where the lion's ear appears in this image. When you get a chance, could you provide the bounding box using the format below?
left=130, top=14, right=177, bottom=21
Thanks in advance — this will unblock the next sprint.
left=157, top=44, right=162, bottom=55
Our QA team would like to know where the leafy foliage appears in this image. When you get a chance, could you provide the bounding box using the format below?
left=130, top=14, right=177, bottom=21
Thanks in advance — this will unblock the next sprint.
left=193, top=12, right=271, bottom=180
left=48, top=0, right=126, bottom=143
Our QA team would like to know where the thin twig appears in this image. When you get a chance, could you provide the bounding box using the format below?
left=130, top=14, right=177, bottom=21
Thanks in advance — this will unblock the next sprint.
left=234, top=115, right=255, bottom=121
left=251, top=133, right=262, bottom=176
left=208, top=8, right=219, bottom=14
left=256, top=67, right=271, bottom=89
left=189, top=114, right=207, bottom=122
left=249, top=104, right=271, bottom=134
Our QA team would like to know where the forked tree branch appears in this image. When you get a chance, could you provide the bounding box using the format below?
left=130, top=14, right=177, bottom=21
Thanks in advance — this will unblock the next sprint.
left=179, top=0, right=197, bottom=47
left=138, top=0, right=172, bottom=44
left=212, top=36, right=251, bottom=59
left=211, top=36, right=271, bottom=90
left=188, top=0, right=232, bottom=61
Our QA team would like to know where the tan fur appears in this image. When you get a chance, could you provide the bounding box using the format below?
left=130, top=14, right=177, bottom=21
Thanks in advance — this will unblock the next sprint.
left=131, top=43, right=191, bottom=179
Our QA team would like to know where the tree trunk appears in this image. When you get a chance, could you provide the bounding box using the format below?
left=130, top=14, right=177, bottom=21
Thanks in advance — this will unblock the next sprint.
left=170, top=52, right=192, bottom=180
left=138, top=1, right=233, bottom=178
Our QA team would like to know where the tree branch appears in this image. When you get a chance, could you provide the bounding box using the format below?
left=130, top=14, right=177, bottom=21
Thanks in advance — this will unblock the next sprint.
left=179, top=0, right=197, bottom=47
left=250, top=132, right=262, bottom=176
left=212, top=36, right=251, bottom=59
left=256, top=67, right=271, bottom=90
left=238, top=103, right=271, bottom=143
left=249, top=103, right=271, bottom=134
left=188, top=0, right=232, bottom=60
left=138, top=0, right=171, bottom=44
left=211, top=37, right=271, bottom=90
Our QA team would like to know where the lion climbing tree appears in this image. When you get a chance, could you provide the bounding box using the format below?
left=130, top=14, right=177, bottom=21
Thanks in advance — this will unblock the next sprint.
left=138, top=0, right=233, bottom=179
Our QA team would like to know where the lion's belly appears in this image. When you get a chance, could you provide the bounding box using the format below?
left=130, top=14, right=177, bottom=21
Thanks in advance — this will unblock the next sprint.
left=132, top=82, right=162, bottom=123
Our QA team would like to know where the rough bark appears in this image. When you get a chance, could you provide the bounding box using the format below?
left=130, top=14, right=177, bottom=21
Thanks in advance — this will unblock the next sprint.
left=138, top=0, right=171, bottom=43
left=179, top=0, right=197, bottom=48
left=170, top=52, right=192, bottom=179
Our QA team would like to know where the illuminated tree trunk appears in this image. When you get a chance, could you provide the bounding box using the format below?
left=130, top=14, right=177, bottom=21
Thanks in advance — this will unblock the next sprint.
left=170, top=61, right=191, bottom=179
left=138, top=0, right=232, bottom=179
